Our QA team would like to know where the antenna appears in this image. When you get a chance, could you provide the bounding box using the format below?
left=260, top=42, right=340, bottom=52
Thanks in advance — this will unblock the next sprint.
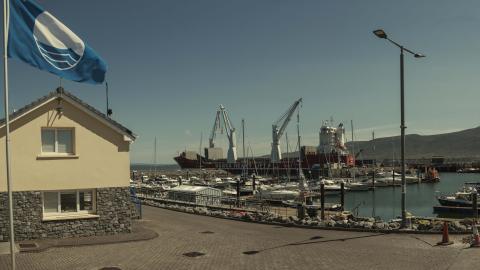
left=153, top=137, right=157, bottom=176
left=106, top=82, right=112, bottom=117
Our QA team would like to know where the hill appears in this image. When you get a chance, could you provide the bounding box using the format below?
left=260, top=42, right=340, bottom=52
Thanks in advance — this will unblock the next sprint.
left=346, top=126, right=480, bottom=160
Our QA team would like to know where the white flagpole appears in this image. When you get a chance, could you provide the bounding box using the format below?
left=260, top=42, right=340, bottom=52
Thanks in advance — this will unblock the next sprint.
left=3, top=0, right=16, bottom=269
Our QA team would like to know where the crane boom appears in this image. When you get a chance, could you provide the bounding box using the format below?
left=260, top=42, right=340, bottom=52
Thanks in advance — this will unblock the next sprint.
left=271, top=98, right=302, bottom=163
left=208, top=109, right=222, bottom=148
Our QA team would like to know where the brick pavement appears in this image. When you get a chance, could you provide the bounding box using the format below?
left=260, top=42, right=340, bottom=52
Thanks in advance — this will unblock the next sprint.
left=0, top=205, right=479, bottom=270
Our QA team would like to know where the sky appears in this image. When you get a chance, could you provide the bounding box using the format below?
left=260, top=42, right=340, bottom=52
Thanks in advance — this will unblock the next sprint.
left=2, top=0, right=480, bottom=164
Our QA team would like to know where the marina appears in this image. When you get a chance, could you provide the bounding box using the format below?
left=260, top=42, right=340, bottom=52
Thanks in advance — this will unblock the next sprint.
left=131, top=163, right=480, bottom=221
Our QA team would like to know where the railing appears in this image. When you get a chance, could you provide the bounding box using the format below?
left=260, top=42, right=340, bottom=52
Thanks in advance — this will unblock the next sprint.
left=130, top=187, right=142, bottom=219
left=135, top=189, right=278, bottom=214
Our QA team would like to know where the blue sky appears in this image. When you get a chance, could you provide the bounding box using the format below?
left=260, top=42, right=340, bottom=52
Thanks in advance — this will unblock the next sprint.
left=2, top=0, right=480, bottom=163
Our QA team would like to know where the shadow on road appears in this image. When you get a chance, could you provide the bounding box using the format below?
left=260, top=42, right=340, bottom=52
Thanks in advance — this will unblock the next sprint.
left=243, top=233, right=385, bottom=255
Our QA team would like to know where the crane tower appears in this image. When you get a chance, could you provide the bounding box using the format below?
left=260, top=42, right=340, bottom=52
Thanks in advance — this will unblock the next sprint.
left=207, top=105, right=237, bottom=163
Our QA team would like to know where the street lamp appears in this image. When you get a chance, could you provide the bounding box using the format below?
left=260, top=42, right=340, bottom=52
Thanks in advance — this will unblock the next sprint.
left=373, top=29, right=425, bottom=228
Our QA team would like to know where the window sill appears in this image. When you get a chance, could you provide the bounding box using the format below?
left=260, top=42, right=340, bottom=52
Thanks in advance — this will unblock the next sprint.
left=42, top=213, right=99, bottom=221
left=37, top=154, right=79, bottom=160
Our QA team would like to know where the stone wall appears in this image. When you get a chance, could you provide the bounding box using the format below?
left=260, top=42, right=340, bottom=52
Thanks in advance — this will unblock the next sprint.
left=0, top=187, right=133, bottom=241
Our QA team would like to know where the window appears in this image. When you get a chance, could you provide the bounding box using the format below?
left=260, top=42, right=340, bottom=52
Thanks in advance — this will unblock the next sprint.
left=43, top=190, right=96, bottom=218
left=43, top=192, right=59, bottom=213
left=60, top=192, right=77, bottom=212
left=79, top=191, right=93, bottom=211
left=41, top=128, right=74, bottom=154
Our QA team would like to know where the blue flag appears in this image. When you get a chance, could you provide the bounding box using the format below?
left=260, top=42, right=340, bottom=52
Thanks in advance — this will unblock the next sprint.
left=8, top=0, right=107, bottom=84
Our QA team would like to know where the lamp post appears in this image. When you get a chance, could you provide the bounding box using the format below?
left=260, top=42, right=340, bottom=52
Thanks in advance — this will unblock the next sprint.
left=373, top=29, right=425, bottom=228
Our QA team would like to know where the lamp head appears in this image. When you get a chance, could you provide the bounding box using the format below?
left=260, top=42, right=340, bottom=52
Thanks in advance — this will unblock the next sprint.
left=373, top=29, right=387, bottom=39
left=414, top=53, right=426, bottom=58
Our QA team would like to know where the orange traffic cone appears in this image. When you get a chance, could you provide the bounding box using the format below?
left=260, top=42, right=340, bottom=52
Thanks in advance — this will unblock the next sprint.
left=437, top=221, right=453, bottom=246
left=471, top=224, right=480, bottom=248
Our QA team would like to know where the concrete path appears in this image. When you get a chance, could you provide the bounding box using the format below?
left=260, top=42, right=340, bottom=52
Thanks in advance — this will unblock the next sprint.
left=0, top=242, right=18, bottom=256
left=0, top=206, right=479, bottom=270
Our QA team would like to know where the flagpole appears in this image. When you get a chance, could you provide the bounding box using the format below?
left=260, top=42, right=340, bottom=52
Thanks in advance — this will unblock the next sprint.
left=3, top=0, right=16, bottom=269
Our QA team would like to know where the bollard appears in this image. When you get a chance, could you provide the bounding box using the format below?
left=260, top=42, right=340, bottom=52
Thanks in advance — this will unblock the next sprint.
left=320, top=183, right=325, bottom=220
left=340, top=182, right=345, bottom=212
left=138, top=199, right=143, bottom=219
left=236, top=180, right=240, bottom=208
left=297, top=203, right=305, bottom=219
left=473, top=192, right=478, bottom=221
left=471, top=224, right=480, bottom=248
left=437, top=221, right=453, bottom=246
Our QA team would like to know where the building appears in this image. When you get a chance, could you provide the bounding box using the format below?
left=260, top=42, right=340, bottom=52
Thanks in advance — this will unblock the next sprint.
left=168, top=185, right=222, bottom=205
left=0, top=87, right=137, bottom=241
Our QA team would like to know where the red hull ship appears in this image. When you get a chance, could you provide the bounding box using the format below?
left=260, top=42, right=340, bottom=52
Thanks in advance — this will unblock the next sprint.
left=174, top=101, right=354, bottom=176
left=174, top=147, right=354, bottom=176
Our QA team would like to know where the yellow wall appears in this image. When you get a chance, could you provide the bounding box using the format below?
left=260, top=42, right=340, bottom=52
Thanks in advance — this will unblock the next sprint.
left=0, top=98, right=132, bottom=192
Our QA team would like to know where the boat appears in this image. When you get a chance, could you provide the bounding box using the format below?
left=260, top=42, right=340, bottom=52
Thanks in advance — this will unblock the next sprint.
left=422, top=167, right=440, bottom=183
left=457, top=168, right=480, bottom=173
left=308, top=179, right=349, bottom=194
left=282, top=200, right=342, bottom=211
left=437, top=182, right=479, bottom=207
left=344, top=181, right=369, bottom=191
left=174, top=103, right=354, bottom=176
left=254, top=189, right=299, bottom=201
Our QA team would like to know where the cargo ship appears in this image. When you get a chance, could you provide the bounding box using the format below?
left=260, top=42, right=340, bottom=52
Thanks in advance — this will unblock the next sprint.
left=174, top=117, right=354, bottom=176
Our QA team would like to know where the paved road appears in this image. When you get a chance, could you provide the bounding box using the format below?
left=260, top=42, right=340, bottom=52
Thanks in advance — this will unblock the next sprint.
left=1, top=206, right=479, bottom=270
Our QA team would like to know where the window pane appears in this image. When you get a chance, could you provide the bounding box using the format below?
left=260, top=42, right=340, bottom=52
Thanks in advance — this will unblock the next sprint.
left=60, top=192, right=77, bottom=212
left=44, top=192, right=58, bottom=213
left=79, top=191, right=93, bottom=211
left=41, top=130, right=55, bottom=152
left=57, top=130, right=72, bottom=153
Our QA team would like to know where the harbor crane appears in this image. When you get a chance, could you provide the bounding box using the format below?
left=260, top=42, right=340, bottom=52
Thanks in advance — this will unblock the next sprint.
left=271, top=98, right=302, bottom=163
left=208, top=105, right=238, bottom=163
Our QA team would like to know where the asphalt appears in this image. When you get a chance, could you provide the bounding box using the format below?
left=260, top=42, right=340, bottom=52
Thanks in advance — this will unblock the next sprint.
left=0, top=205, right=479, bottom=270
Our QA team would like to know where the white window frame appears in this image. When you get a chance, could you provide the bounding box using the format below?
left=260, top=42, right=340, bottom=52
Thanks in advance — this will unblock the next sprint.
left=41, top=127, right=75, bottom=155
left=42, top=189, right=97, bottom=219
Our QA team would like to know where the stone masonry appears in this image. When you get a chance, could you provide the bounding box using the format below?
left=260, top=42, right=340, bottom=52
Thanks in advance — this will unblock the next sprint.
left=0, top=187, right=133, bottom=241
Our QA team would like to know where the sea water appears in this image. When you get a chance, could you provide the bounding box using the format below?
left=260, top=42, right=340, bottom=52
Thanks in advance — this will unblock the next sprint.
left=326, top=172, right=479, bottom=220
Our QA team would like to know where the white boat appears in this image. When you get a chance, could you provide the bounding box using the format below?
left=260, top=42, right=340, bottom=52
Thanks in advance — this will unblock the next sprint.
left=254, top=189, right=299, bottom=200
left=344, top=181, right=369, bottom=191
left=222, top=188, right=237, bottom=196
left=308, top=179, right=349, bottom=193
left=166, top=178, right=179, bottom=187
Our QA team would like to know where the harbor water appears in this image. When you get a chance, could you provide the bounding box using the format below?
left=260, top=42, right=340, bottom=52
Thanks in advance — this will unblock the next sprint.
left=327, top=172, right=479, bottom=220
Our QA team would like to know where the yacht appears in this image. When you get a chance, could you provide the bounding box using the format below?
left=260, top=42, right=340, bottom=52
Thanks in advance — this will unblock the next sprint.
left=437, top=183, right=479, bottom=207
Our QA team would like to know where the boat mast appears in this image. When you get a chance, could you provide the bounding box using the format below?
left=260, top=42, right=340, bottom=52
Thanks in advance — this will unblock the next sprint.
left=153, top=137, right=157, bottom=176
left=199, top=132, right=202, bottom=169
left=296, top=106, right=306, bottom=193
left=286, top=132, right=290, bottom=182
left=242, top=118, right=246, bottom=178
left=351, top=120, right=355, bottom=182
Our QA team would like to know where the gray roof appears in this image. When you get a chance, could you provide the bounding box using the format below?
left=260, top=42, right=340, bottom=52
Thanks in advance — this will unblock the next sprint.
left=0, top=87, right=137, bottom=139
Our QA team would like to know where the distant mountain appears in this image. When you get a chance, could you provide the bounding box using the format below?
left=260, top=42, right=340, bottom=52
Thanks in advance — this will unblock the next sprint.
left=346, top=126, right=480, bottom=160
